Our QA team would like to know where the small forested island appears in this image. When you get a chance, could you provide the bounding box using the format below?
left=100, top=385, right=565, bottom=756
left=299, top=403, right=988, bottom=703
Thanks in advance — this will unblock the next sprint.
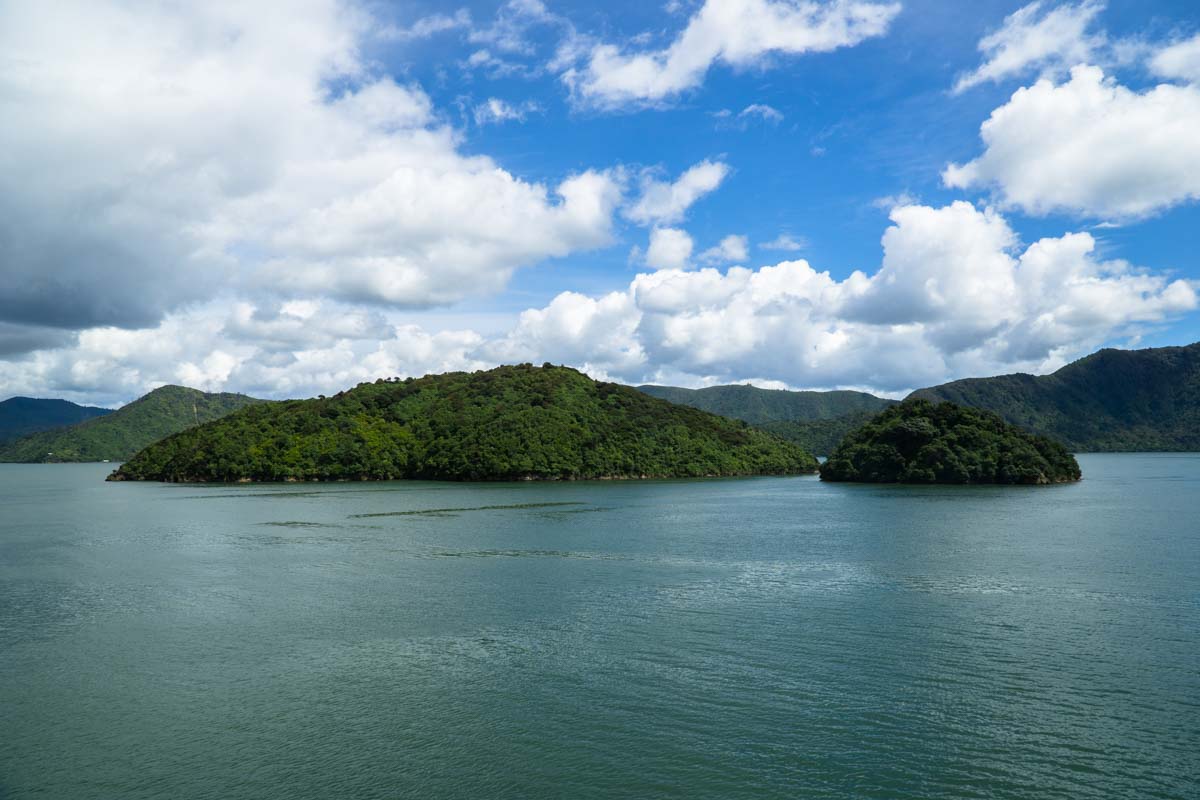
left=109, top=364, right=818, bottom=482
left=820, top=400, right=1081, bottom=484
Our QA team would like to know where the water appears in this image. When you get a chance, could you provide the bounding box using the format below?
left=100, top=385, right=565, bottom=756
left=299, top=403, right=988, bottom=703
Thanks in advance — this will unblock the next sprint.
left=1, top=455, right=1198, bottom=799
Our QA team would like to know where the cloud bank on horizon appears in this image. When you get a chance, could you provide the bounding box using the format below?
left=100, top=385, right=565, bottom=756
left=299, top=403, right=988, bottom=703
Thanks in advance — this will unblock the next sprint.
left=1, top=0, right=1198, bottom=405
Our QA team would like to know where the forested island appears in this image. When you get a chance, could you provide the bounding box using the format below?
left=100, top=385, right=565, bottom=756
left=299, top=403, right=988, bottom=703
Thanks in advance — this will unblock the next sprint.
left=110, top=364, right=818, bottom=482
left=820, top=400, right=1081, bottom=484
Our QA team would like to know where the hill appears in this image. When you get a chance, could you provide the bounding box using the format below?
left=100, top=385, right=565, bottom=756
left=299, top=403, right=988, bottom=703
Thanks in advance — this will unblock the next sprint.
left=820, top=400, right=1081, bottom=484
left=756, top=411, right=883, bottom=457
left=109, top=364, right=818, bottom=482
left=909, top=343, right=1200, bottom=451
left=636, top=384, right=895, bottom=425
left=635, top=383, right=896, bottom=456
left=0, top=397, right=111, bottom=445
left=0, top=386, right=261, bottom=463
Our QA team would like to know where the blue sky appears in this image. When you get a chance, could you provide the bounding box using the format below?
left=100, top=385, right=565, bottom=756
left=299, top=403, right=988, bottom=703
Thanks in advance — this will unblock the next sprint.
left=1, top=0, right=1199, bottom=405
left=401, top=0, right=1199, bottom=313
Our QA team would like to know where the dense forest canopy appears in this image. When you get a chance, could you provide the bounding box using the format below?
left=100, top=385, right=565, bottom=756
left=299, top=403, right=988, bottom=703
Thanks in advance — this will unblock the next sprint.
left=911, top=344, right=1200, bottom=451
left=0, top=386, right=260, bottom=463
left=111, top=364, right=818, bottom=482
left=820, top=400, right=1081, bottom=484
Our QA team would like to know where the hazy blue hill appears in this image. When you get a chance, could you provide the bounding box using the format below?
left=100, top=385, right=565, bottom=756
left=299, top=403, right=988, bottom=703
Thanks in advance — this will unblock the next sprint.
left=0, top=397, right=111, bottom=445
left=111, top=364, right=818, bottom=482
left=909, top=343, right=1200, bottom=451
left=636, top=383, right=895, bottom=425
left=0, top=385, right=262, bottom=463
left=820, top=400, right=1081, bottom=484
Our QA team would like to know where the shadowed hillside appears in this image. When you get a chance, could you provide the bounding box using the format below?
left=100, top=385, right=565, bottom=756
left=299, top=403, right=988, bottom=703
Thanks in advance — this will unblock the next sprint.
left=0, top=386, right=261, bottom=463
left=0, top=397, right=111, bottom=445
left=821, top=400, right=1081, bottom=484
left=910, top=343, right=1200, bottom=451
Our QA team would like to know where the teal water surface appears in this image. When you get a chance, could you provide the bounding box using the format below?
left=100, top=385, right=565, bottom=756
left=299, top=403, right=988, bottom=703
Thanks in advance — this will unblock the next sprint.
left=1, top=455, right=1198, bottom=799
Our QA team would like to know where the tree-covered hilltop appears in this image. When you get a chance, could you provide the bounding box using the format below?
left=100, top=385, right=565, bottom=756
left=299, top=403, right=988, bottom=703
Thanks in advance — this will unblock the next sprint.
left=820, top=400, right=1081, bottom=484
left=0, top=386, right=261, bottom=463
left=910, top=343, right=1200, bottom=451
left=110, top=365, right=819, bottom=482
left=637, top=383, right=894, bottom=425
left=0, top=397, right=110, bottom=445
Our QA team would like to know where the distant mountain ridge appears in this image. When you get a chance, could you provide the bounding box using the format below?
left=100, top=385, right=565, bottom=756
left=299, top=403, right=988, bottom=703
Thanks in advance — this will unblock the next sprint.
left=636, top=384, right=895, bottom=425
left=637, top=342, right=1200, bottom=453
left=0, top=385, right=262, bottom=463
left=910, top=343, right=1200, bottom=451
left=635, top=383, right=897, bottom=456
left=0, top=397, right=111, bottom=445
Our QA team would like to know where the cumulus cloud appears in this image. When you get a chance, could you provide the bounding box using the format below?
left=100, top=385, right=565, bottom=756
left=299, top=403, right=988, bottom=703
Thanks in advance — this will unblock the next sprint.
left=0, top=1, right=620, bottom=347
left=222, top=301, right=392, bottom=352
left=944, top=66, right=1200, bottom=219
left=1150, top=33, right=1200, bottom=84
left=953, top=0, right=1106, bottom=93
left=483, top=291, right=646, bottom=378
left=698, top=235, right=750, bottom=265
left=625, top=160, right=730, bottom=226
left=5, top=202, right=1192, bottom=403
left=644, top=228, right=695, bottom=270
left=563, top=0, right=901, bottom=108
left=503, top=201, right=1195, bottom=390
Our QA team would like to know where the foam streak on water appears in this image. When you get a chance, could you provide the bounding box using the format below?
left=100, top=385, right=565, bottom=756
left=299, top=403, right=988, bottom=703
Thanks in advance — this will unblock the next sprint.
left=1, top=455, right=1198, bottom=799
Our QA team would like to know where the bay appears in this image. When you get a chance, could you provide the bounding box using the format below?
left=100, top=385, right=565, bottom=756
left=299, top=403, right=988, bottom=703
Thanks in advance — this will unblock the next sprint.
left=1, top=454, right=1198, bottom=799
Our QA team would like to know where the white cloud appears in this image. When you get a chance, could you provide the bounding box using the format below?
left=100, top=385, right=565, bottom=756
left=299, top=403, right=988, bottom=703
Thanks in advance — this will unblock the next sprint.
left=379, top=9, right=471, bottom=42
left=944, top=66, right=1200, bottom=219
left=1150, top=33, right=1200, bottom=84
left=473, top=97, right=542, bottom=125
left=483, top=291, right=646, bottom=377
left=625, top=160, right=730, bottom=226
left=739, top=103, right=783, bottom=122
left=761, top=233, right=807, bottom=251
left=699, top=234, right=749, bottom=265
left=468, top=0, right=558, bottom=55
left=0, top=1, right=620, bottom=342
left=712, top=103, right=784, bottom=129
left=953, top=0, right=1106, bottom=93
left=222, top=301, right=392, bottom=352
left=8, top=202, right=1191, bottom=403
left=531, top=202, right=1195, bottom=390
left=644, top=228, right=695, bottom=270
left=563, top=0, right=901, bottom=108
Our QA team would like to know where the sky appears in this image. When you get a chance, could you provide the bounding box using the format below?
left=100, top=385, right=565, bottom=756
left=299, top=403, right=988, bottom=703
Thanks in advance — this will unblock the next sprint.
left=2, top=0, right=1199, bottom=407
